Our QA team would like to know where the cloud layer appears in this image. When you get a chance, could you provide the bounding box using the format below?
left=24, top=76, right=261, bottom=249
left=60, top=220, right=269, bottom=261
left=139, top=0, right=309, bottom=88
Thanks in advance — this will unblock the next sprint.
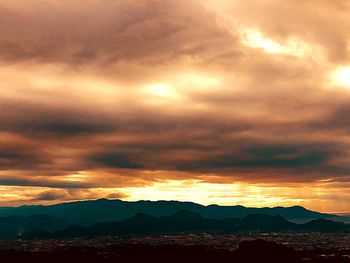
left=0, top=0, right=350, bottom=212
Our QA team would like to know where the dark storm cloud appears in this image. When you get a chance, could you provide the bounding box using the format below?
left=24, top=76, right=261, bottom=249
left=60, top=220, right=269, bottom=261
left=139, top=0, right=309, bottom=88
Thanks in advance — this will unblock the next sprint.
left=0, top=176, right=92, bottom=188
left=32, top=190, right=69, bottom=201
left=309, top=102, right=350, bottom=132
left=192, top=145, right=332, bottom=170
left=90, top=152, right=144, bottom=169
left=2, top=91, right=350, bottom=182
left=0, top=140, right=47, bottom=170
left=0, top=98, right=117, bottom=136
left=97, top=141, right=346, bottom=179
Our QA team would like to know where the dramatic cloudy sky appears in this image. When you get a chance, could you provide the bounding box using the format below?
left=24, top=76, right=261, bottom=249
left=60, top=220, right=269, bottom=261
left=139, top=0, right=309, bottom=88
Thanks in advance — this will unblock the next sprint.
left=1, top=0, right=350, bottom=213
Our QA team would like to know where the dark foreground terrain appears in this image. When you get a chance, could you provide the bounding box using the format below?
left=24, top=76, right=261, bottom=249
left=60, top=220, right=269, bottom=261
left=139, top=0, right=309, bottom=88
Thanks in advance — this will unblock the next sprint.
left=0, top=199, right=348, bottom=262
left=0, top=239, right=349, bottom=263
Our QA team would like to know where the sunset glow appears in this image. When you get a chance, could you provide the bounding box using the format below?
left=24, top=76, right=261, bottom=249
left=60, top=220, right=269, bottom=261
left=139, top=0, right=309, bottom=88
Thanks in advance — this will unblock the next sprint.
left=332, top=67, right=350, bottom=88
left=240, top=29, right=313, bottom=57
left=0, top=0, right=350, bottom=214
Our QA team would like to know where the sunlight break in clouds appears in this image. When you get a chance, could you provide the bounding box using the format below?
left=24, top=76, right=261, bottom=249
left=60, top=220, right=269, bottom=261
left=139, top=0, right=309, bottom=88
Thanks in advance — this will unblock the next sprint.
left=0, top=0, right=350, bottom=213
left=240, top=29, right=314, bottom=57
left=331, top=66, right=350, bottom=88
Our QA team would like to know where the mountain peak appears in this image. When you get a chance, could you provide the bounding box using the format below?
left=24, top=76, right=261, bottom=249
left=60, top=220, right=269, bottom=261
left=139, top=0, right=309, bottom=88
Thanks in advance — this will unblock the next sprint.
left=96, top=198, right=109, bottom=202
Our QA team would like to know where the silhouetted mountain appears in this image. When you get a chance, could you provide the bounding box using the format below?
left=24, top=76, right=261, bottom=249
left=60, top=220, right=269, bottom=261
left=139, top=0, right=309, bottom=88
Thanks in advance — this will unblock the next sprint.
left=240, top=214, right=349, bottom=232
left=0, top=214, right=67, bottom=239
left=41, top=210, right=233, bottom=238
left=236, top=214, right=295, bottom=231
left=302, top=218, right=349, bottom=232
left=0, top=199, right=341, bottom=226
left=0, top=199, right=347, bottom=239
left=24, top=211, right=349, bottom=239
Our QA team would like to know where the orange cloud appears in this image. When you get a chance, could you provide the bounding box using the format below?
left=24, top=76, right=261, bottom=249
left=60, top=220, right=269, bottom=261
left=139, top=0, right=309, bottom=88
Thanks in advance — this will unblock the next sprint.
left=0, top=0, right=349, bottom=212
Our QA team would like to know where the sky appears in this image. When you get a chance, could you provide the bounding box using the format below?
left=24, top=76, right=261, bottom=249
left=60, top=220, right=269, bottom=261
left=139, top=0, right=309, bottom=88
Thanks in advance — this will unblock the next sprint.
left=0, top=0, right=350, bottom=213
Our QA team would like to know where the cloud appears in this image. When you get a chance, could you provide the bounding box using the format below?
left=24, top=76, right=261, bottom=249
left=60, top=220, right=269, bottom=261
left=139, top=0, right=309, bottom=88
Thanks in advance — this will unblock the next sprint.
left=209, top=0, right=350, bottom=63
left=30, top=189, right=129, bottom=202
left=0, top=0, right=235, bottom=65
left=33, top=190, right=69, bottom=201
left=0, top=0, right=349, bottom=211
left=0, top=176, right=93, bottom=189
left=106, top=192, right=129, bottom=200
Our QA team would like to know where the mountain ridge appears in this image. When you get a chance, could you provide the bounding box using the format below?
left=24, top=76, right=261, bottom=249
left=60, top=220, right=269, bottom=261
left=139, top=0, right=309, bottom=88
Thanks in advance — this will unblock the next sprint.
left=24, top=210, right=350, bottom=239
left=0, top=198, right=339, bottom=226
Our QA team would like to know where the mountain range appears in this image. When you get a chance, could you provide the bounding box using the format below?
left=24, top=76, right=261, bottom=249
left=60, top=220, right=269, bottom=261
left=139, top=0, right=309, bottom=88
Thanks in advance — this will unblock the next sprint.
left=0, top=199, right=348, bottom=239
left=0, top=198, right=341, bottom=226
left=53, top=211, right=349, bottom=238
left=1, top=210, right=347, bottom=239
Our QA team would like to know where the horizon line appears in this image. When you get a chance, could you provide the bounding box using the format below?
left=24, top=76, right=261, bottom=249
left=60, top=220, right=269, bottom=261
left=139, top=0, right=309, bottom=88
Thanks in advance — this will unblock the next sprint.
left=2, top=197, right=348, bottom=215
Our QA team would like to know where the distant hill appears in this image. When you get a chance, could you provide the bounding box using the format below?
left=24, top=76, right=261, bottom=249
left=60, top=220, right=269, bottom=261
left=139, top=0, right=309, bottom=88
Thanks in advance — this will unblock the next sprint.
left=236, top=214, right=294, bottom=231
left=49, top=210, right=232, bottom=238
left=21, top=211, right=349, bottom=239
left=0, top=214, right=67, bottom=239
left=0, top=199, right=340, bottom=226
